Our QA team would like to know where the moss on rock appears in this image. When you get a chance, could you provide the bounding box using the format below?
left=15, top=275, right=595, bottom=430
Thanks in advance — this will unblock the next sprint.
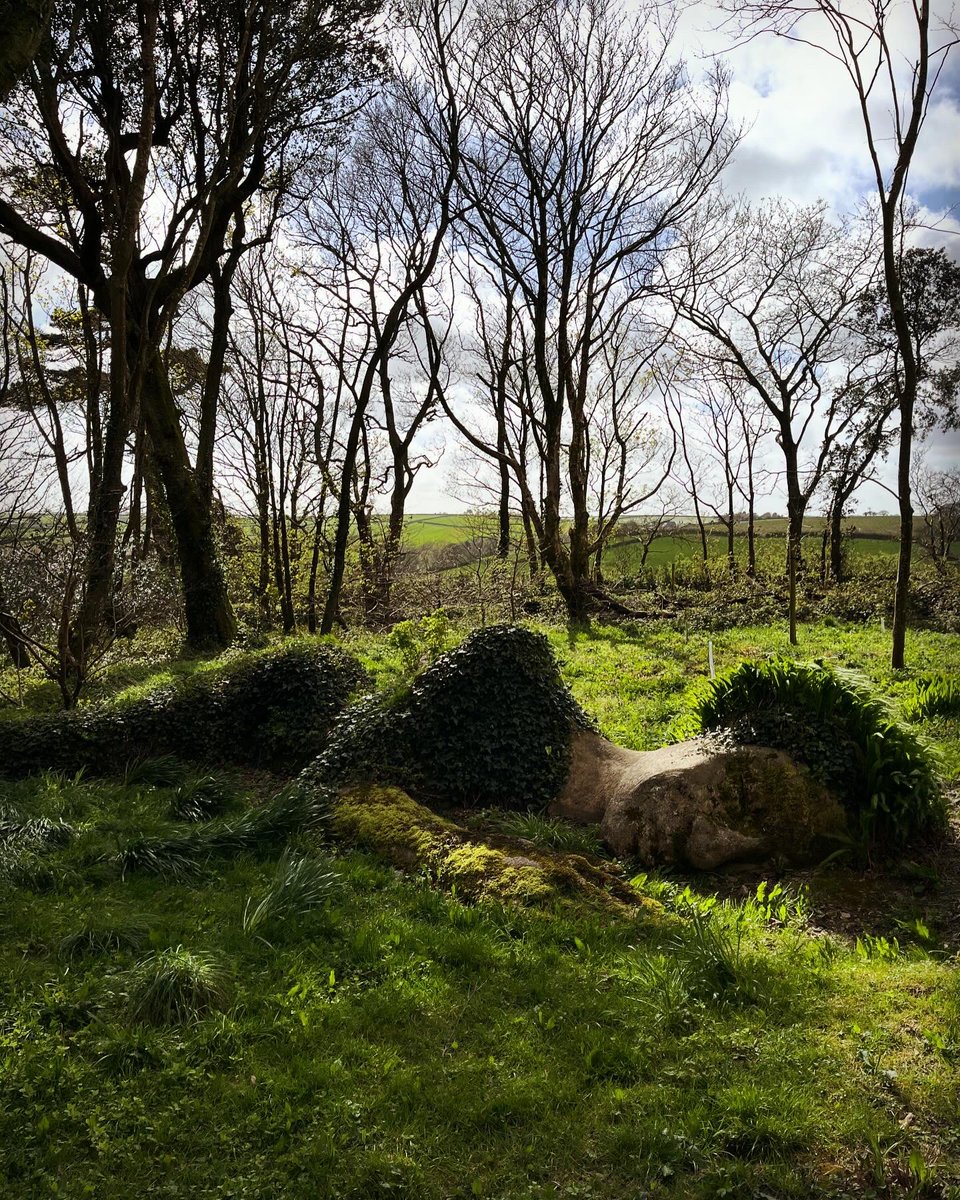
left=332, top=783, right=666, bottom=919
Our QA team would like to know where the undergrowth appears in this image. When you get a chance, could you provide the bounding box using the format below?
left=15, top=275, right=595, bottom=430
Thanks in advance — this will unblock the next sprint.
left=0, top=620, right=957, bottom=1197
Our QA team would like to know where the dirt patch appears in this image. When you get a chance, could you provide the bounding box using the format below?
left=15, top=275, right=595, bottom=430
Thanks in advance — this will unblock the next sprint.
left=670, top=791, right=960, bottom=954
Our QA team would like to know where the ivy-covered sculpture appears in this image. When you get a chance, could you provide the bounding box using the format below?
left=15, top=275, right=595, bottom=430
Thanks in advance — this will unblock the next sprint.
left=309, top=625, right=594, bottom=810
left=306, top=627, right=943, bottom=868
left=0, top=641, right=366, bottom=776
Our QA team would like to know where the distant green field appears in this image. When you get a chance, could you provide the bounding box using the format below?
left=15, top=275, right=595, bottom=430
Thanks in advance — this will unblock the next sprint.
left=402, top=513, right=906, bottom=572
left=403, top=514, right=486, bottom=546
left=404, top=513, right=904, bottom=539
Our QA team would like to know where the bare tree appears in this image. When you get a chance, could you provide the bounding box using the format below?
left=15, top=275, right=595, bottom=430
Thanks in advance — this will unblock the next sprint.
left=664, top=365, right=770, bottom=575
left=0, top=0, right=382, bottom=666
left=664, top=198, right=880, bottom=642
left=438, top=0, right=736, bottom=623
left=214, top=242, right=330, bottom=634
left=719, top=0, right=959, bottom=664
left=297, top=0, right=463, bottom=632
left=915, top=463, right=960, bottom=566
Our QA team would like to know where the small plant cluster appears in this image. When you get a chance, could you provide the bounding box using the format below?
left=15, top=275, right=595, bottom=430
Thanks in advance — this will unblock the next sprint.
left=242, top=849, right=342, bottom=935
left=121, top=947, right=231, bottom=1025
left=0, top=640, right=366, bottom=778
left=116, top=787, right=319, bottom=881
left=903, top=674, right=960, bottom=722
left=386, top=610, right=452, bottom=678
left=676, top=658, right=944, bottom=845
left=307, top=625, right=593, bottom=810
left=484, top=809, right=608, bottom=858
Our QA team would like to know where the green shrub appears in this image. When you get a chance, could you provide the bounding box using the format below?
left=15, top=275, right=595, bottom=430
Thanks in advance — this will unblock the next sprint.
left=676, top=658, right=944, bottom=844
left=309, top=625, right=592, bottom=810
left=122, top=947, right=230, bottom=1025
left=903, top=674, right=960, bottom=722
left=387, top=610, right=452, bottom=677
left=0, top=640, right=366, bottom=779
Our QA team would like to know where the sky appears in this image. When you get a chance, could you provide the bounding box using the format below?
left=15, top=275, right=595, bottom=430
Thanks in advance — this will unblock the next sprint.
left=407, top=0, right=960, bottom=516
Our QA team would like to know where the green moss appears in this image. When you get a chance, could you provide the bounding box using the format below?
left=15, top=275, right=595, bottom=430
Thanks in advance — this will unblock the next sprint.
left=333, top=785, right=458, bottom=865
left=712, top=751, right=847, bottom=859
left=332, top=784, right=665, bottom=918
left=442, top=844, right=554, bottom=905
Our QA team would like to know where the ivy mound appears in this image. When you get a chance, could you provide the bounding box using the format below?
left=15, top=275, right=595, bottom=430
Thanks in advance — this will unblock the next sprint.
left=0, top=641, right=366, bottom=778
left=675, top=658, right=945, bottom=845
left=311, top=625, right=592, bottom=810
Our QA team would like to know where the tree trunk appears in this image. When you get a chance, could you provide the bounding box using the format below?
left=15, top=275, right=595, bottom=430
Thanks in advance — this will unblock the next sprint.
left=829, top=500, right=846, bottom=582
left=786, top=498, right=805, bottom=648
left=67, top=383, right=129, bottom=670
left=891, top=415, right=913, bottom=668
left=142, top=352, right=236, bottom=649
left=0, top=575, right=30, bottom=668
left=497, top=456, right=511, bottom=560
left=787, top=535, right=798, bottom=646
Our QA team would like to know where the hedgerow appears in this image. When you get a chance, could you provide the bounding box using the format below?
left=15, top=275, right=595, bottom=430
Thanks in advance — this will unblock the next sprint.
left=0, top=640, right=366, bottom=778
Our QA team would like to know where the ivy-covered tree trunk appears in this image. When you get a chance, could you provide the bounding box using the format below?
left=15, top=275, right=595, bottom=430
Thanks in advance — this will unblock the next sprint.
left=0, top=0, right=51, bottom=101
left=142, top=353, right=236, bottom=650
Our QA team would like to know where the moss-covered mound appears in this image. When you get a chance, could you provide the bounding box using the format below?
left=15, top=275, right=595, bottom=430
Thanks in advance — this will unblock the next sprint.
left=0, top=641, right=366, bottom=778
left=312, top=625, right=592, bottom=810
left=334, top=783, right=665, bottom=918
left=675, top=658, right=944, bottom=844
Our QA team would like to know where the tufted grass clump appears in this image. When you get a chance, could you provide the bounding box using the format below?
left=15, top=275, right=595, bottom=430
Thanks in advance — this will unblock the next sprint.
left=123, top=947, right=230, bottom=1025
left=116, top=787, right=321, bottom=881
left=676, top=658, right=944, bottom=845
left=488, top=810, right=608, bottom=858
left=0, top=811, right=76, bottom=851
left=116, top=831, right=211, bottom=881
left=242, top=849, right=342, bottom=935
left=123, top=754, right=190, bottom=789
left=59, top=916, right=150, bottom=960
left=169, top=776, right=235, bottom=822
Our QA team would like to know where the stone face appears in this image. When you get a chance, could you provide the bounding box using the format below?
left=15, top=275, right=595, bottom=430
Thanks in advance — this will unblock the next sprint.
left=551, top=731, right=847, bottom=869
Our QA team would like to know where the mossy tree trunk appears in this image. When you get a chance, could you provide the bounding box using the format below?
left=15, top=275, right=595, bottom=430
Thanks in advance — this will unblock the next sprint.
left=142, top=351, right=236, bottom=650
left=0, top=0, right=51, bottom=101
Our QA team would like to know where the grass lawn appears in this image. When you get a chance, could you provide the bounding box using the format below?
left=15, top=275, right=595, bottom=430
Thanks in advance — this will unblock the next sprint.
left=2, top=621, right=959, bottom=1198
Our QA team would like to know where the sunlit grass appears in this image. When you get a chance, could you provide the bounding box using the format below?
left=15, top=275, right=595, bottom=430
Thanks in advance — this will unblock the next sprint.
left=1, top=619, right=958, bottom=1196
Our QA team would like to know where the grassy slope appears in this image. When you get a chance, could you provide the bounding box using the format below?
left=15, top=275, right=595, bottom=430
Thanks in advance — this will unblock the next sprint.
left=2, top=622, right=959, bottom=1198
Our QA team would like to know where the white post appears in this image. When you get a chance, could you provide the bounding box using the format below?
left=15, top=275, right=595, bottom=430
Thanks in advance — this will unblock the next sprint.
left=708, top=639, right=715, bottom=680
